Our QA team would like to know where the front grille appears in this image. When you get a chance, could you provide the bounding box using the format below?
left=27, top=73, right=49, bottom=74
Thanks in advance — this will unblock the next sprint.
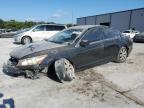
left=9, top=57, right=19, bottom=66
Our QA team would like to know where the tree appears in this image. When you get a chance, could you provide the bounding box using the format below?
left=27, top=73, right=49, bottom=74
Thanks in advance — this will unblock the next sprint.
left=0, top=19, right=4, bottom=29
left=0, top=19, right=58, bottom=30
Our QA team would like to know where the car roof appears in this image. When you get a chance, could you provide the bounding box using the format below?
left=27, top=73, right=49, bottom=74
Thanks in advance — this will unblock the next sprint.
left=37, top=24, right=66, bottom=27
left=69, top=25, right=107, bottom=30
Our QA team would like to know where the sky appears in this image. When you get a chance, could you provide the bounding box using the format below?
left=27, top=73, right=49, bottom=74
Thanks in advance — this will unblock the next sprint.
left=0, top=0, right=144, bottom=24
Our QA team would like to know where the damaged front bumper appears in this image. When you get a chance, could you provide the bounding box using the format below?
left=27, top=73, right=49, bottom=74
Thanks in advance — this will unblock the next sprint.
left=3, top=60, right=43, bottom=75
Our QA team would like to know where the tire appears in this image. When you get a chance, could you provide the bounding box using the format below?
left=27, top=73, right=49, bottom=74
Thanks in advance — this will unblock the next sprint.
left=54, top=58, right=75, bottom=82
left=116, top=46, right=128, bottom=63
left=21, top=36, right=32, bottom=45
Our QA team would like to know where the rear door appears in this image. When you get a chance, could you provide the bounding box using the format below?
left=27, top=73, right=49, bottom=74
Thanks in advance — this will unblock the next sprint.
left=45, top=25, right=66, bottom=39
left=30, top=25, right=46, bottom=41
left=73, top=27, right=105, bottom=68
left=103, top=28, right=121, bottom=59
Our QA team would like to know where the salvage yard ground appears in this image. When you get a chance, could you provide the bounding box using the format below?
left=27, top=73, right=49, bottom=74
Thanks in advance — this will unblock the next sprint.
left=0, top=38, right=144, bottom=108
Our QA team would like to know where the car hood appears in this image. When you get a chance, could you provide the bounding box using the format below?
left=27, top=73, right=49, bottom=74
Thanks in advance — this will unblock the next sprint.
left=10, top=41, right=65, bottom=59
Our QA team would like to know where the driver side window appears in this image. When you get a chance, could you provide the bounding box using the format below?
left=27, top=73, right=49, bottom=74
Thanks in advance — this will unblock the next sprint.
left=82, top=27, right=103, bottom=42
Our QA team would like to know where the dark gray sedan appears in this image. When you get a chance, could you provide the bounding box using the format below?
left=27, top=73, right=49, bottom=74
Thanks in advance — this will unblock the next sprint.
left=6, top=25, right=133, bottom=82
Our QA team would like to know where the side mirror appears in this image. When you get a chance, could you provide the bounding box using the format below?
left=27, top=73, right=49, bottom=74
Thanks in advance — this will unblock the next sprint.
left=80, top=40, right=90, bottom=47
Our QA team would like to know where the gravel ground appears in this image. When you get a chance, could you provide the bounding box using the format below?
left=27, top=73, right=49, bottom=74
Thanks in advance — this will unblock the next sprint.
left=0, top=38, right=144, bottom=108
left=94, top=43, right=144, bottom=92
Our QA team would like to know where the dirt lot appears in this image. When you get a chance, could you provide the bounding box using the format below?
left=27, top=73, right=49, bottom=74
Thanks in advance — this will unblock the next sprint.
left=0, top=38, right=144, bottom=108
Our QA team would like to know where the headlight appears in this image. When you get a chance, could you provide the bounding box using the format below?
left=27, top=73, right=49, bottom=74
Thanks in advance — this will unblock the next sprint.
left=17, top=55, right=47, bottom=66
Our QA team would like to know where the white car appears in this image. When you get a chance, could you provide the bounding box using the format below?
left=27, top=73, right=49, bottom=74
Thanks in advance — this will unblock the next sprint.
left=14, top=24, right=67, bottom=44
left=122, top=30, right=140, bottom=39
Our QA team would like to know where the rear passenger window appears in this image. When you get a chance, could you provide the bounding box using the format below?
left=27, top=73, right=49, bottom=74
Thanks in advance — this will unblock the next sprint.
left=34, top=25, right=45, bottom=31
left=46, top=25, right=53, bottom=31
left=82, top=28, right=104, bottom=42
left=54, top=26, right=65, bottom=30
left=46, top=25, right=65, bottom=31
left=104, top=28, right=119, bottom=39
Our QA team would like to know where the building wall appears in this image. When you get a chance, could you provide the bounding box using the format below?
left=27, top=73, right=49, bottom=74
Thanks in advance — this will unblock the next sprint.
left=77, top=17, right=86, bottom=25
left=111, top=11, right=131, bottom=31
left=77, top=8, right=144, bottom=32
left=130, top=8, right=144, bottom=32
left=96, top=14, right=110, bottom=25
left=86, top=16, right=96, bottom=25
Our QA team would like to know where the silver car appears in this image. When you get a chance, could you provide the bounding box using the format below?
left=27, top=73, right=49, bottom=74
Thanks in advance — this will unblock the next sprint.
left=14, top=24, right=67, bottom=44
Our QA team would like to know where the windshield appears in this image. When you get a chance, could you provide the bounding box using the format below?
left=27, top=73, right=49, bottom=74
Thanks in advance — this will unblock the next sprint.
left=48, top=28, right=83, bottom=44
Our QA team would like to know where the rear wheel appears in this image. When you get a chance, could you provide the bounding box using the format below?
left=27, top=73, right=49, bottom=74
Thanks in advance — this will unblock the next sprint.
left=116, top=46, right=128, bottom=63
left=21, top=36, right=32, bottom=45
left=54, top=58, right=75, bottom=82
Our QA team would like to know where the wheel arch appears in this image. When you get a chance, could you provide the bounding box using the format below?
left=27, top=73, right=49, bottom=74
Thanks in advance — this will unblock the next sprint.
left=123, top=44, right=129, bottom=57
left=47, top=57, right=76, bottom=82
left=47, top=57, right=75, bottom=73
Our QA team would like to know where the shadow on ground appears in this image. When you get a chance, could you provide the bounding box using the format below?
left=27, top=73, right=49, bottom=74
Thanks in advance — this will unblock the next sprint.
left=47, top=65, right=61, bottom=83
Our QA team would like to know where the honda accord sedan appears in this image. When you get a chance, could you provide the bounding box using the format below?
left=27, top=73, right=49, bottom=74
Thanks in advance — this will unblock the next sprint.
left=6, top=25, right=133, bottom=82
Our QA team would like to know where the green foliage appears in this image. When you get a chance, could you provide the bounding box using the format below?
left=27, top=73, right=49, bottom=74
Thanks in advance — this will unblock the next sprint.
left=0, top=19, right=5, bottom=29
left=0, top=19, right=55, bottom=30
left=0, top=18, right=76, bottom=30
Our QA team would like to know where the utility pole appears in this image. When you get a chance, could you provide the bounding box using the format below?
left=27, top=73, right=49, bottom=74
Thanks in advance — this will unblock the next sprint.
left=72, top=10, right=74, bottom=25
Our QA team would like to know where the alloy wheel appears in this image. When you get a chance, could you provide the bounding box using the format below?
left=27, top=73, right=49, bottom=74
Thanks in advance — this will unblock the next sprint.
left=23, top=38, right=31, bottom=44
left=55, top=58, right=75, bottom=82
left=119, top=47, right=127, bottom=62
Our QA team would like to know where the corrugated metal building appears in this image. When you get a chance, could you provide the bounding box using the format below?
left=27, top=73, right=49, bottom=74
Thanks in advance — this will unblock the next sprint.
left=77, top=8, right=144, bottom=32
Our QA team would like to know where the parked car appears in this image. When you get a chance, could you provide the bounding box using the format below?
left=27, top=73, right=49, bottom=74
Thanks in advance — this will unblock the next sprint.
left=122, top=30, right=140, bottom=39
left=133, top=32, right=144, bottom=42
left=0, top=29, right=12, bottom=34
left=7, top=25, right=133, bottom=82
left=0, top=29, right=17, bottom=38
left=13, top=24, right=67, bottom=44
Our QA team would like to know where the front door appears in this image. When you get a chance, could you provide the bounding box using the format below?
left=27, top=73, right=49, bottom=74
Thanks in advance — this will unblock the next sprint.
left=72, top=27, right=105, bottom=69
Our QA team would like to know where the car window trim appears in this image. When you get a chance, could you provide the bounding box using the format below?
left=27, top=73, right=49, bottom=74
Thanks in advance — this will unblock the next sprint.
left=75, top=27, right=104, bottom=47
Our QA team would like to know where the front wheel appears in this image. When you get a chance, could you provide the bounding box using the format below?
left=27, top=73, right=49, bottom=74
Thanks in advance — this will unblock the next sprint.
left=21, top=36, right=32, bottom=45
left=116, top=47, right=128, bottom=63
left=54, top=58, right=75, bottom=82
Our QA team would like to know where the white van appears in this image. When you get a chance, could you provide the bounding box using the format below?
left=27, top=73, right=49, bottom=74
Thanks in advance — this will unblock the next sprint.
left=14, top=24, right=67, bottom=44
